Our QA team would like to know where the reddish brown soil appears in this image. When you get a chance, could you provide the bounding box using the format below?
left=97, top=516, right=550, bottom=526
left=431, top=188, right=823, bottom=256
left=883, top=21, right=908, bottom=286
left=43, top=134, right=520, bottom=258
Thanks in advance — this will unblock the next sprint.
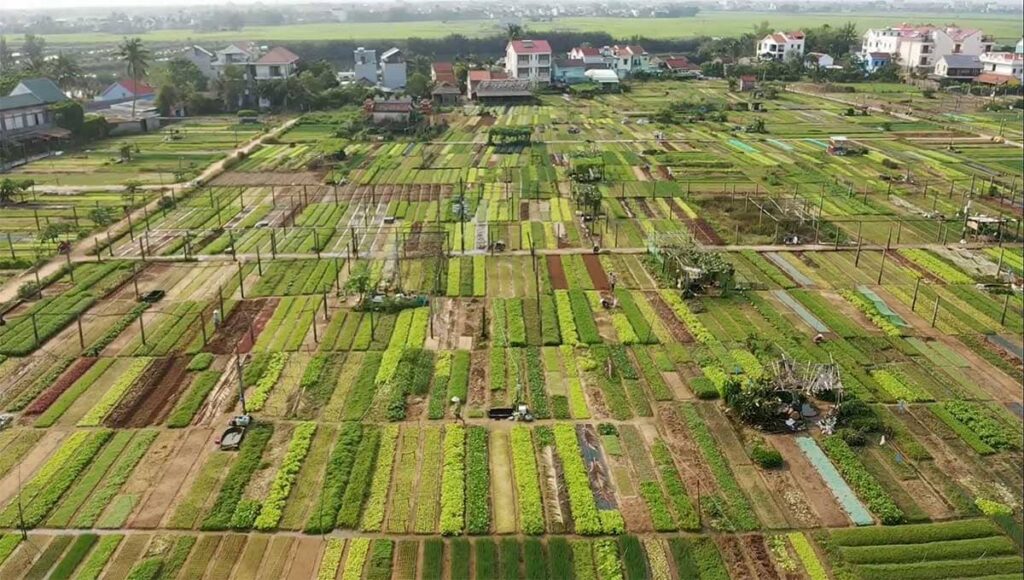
left=582, top=254, right=610, bottom=290
left=688, top=219, right=725, bottom=245
left=645, top=291, right=694, bottom=343
left=769, top=435, right=850, bottom=527
left=111, top=356, right=191, bottom=427
left=742, top=535, right=781, bottom=580
left=22, top=357, right=98, bottom=415
left=468, top=350, right=488, bottom=409
left=547, top=255, right=568, bottom=290
left=209, top=298, right=275, bottom=354
left=132, top=428, right=212, bottom=528
left=716, top=535, right=755, bottom=580
left=520, top=202, right=530, bottom=220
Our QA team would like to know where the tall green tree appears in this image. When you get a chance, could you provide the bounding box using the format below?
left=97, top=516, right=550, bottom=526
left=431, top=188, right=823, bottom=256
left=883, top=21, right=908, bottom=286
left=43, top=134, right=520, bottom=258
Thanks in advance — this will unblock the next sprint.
left=117, top=37, right=150, bottom=118
left=0, top=36, right=12, bottom=72
left=21, top=34, right=47, bottom=73
left=505, top=24, right=524, bottom=41
left=49, top=52, right=82, bottom=91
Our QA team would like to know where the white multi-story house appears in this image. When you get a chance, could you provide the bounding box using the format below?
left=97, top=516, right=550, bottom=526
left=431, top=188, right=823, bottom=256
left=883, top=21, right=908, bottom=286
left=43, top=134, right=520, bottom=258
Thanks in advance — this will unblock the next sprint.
left=569, top=46, right=606, bottom=66
left=860, top=25, right=993, bottom=72
left=254, top=47, right=300, bottom=81
left=977, top=52, right=1024, bottom=84
left=756, top=31, right=806, bottom=62
left=211, top=43, right=257, bottom=78
left=505, top=39, right=552, bottom=84
left=608, top=45, right=651, bottom=77
left=380, top=47, right=407, bottom=90
left=353, top=48, right=378, bottom=84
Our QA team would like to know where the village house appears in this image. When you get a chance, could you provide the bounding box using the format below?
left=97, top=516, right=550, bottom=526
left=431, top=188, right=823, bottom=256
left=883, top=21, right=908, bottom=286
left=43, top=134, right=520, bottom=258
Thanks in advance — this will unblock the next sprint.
left=505, top=39, right=552, bottom=84
left=366, top=97, right=414, bottom=124
left=932, top=54, right=983, bottom=81
left=552, top=59, right=588, bottom=85
left=380, top=48, right=408, bottom=90
left=568, top=46, right=606, bottom=67
left=737, top=75, right=757, bottom=92
left=466, top=69, right=508, bottom=99
left=430, top=62, right=461, bottom=106
left=976, top=52, right=1023, bottom=85
left=804, top=52, right=835, bottom=69
left=756, top=31, right=806, bottom=62
left=353, top=47, right=378, bottom=84
left=211, top=43, right=258, bottom=78
left=180, top=45, right=215, bottom=79
left=254, top=47, right=301, bottom=81
left=0, top=79, right=70, bottom=152
left=95, top=79, right=155, bottom=102
left=860, top=25, right=993, bottom=73
left=584, top=69, right=620, bottom=90
left=608, top=45, right=651, bottom=77
left=661, top=55, right=700, bottom=75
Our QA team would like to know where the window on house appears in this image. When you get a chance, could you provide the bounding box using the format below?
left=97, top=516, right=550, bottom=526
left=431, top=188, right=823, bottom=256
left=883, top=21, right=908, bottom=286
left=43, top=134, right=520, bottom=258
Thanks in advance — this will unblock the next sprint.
left=518, top=56, right=529, bottom=64
left=919, top=56, right=928, bottom=65
left=518, top=67, right=530, bottom=76
left=953, top=44, right=962, bottom=53
left=538, top=67, right=549, bottom=75
left=270, top=65, right=281, bottom=77
left=538, top=55, right=549, bottom=64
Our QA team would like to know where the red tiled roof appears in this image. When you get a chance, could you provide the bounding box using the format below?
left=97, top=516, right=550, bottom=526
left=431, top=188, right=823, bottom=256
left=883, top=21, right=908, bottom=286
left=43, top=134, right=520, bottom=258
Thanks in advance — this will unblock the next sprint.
left=509, top=39, right=551, bottom=54
left=575, top=46, right=600, bottom=56
left=468, top=70, right=492, bottom=81
left=740, top=75, right=757, bottom=81
left=771, top=33, right=787, bottom=43
left=116, top=79, right=154, bottom=96
left=256, top=46, right=300, bottom=65
left=787, top=31, right=805, bottom=39
left=664, top=57, right=698, bottom=71
left=974, top=72, right=1019, bottom=85
left=433, top=62, right=454, bottom=73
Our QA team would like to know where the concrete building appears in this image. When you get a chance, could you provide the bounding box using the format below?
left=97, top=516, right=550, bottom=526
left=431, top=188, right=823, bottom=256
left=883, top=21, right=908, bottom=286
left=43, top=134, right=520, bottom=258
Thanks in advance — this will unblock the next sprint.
left=254, top=47, right=301, bottom=81
left=366, top=97, right=413, bottom=123
left=976, top=52, right=1024, bottom=85
left=467, top=70, right=508, bottom=99
left=584, top=69, right=620, bottom=89
left=353, top=47, right=378, bottom=84
left=860, top=25, right=993, bottom=73
left=211, top=43, right=258, bottom=77
left=569, top=46, right=606, bottom=67
left=505, top=39, right=552, bottom=84
left=662, top=56, right=700, bottom=75
left=757, top=31, right=806, bottom=62
left=804, top=52, right=835, bottom=69
left=181, top=45, right=215, bottom=79
left=609, top=45, right=651, bottom=77
left=552, top=59, right=587, bottom=85
left=10, top=78, right=68, bottom=105
left=431, top=62, right=460, bottom=106
left=380, top=47, right=407, bottom=90
left=933, top=54, right=982, bottom=80
left=96, top=80, right=155, bottom=102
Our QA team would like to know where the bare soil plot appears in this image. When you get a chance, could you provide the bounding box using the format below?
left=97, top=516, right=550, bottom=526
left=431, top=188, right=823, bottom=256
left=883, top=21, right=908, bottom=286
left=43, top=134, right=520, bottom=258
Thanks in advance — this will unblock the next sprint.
left=582, top=254, right=610, bottom=290
left=768, top=435, right=850, bottom=527
left=132, top=428, right=214, bottom=528
left=109, top=356, right=191, bottom=427
left=207, top=298, right=273, bottom=354
left=284, top=537, right=324, bottom=580
left=489, top=427, right=517, bottom=534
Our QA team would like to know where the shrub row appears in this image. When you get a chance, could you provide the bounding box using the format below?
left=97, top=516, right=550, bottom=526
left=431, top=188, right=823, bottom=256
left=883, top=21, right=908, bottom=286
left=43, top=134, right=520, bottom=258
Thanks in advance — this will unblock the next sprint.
left=201, top=423, right=274, bottom=530
left=820, top=435, right=904, bottom=525
left=254, top=421, right=317, bottom=530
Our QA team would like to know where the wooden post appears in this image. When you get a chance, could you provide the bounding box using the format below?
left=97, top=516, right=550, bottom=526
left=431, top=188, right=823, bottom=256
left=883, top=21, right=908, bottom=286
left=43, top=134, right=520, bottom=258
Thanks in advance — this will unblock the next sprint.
left=911, top=277, right=921, bottom=311
left=199, top=315, right=207, bottom=346
left=32, top=313, right=40, bottom=346
left=256, top=247, right=263, bottom=276
left=6, top=233, right=13, bottom=260
left=877, top=247, right=887, bottom=284
left=127, top=212, right=134, bottom=241
left=931, top=297, right=940, bottom=327
left=271, top=229, right=277, bottom=258
left=139, top=315, right=147, bottom=345
left=95, top=239, right=102, bottom=262
left=65, top=251, right=74, bottom=283
left=139, top=237, right=146, bottom=261
left=77, top=315, right=85, bottom=349
left=237, top=261, right=245, bottom=299
left=896, top=220, right=902, bottom=245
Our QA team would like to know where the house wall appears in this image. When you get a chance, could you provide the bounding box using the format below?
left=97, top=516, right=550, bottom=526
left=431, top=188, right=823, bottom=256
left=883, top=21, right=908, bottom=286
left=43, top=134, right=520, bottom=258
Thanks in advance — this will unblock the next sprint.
left=354, top=49, right=377, bottom=83
left=553, top=66, right=588, bottom=84
left=381, top=62, right=407, bottom=89
left=0, top=105, right=51, bottom=139
left=505, top=46, right=551, bottom=83
left=372, top=111, right=410, bottom=123
left=255, top=63, right=296, bottom=80
left=98, top=84, right=152, bottom=102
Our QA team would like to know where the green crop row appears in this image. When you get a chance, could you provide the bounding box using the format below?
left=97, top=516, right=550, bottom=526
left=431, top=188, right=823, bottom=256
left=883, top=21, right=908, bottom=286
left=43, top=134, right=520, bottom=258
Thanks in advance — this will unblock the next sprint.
left=342, top=538, right=371, bottom=580
left=616, top=290, right=657, bottom=344
left=553, top=424, right=604, bottom=535
left=841, top=290, right=902, bottom=337
left=639, top=481, right=676, bottom=531
left=555, top=290, right=580, bottom=346
left=679, top=403, right=758, bottom=531
left=360, top=424, right=399, bottom=532
left=506, top=299, right=527, bottom=347
left=929, top=404, right=996, bottom=455
left=569, top=290, right=601, bottom=344
left=342, top=351, right=383, bottom=420
left=167, top=371, right=221, bottom=428
left=871, top=368, right=931, bottom=402
left=651, top=440, right=700, bottom=530
left=465, top=426, right=491, bottom=535
left=821, top=435, right=904, bottom=525
left=74, top=534, right=123, bottom=580
left=84, top=302, right=150, bottom=357
left=832, top=518, right=1001, bottom=547
left=942, top=400, right=1019, bottom=451
left=525, top=347, right=551, bottom=419
left=788, top=533, right=828, bottom=580
left=428, top=351, right=453, bottom=419
left=336, top=427, right=381, bottom=529
left=247, top=352, right=287, bottom=411
left=201, top=423, right=274, bottom=530
left=70, top=430, right=157, bottom=528
left=75, top=358, right=149, bottom=427
left=510, top=426, right=545, bottom=534
left=473, top=256, right=486, bottom=296
left=0, top=429, right=112, bottom=528
left=842, top=535, right=1017, bottom=564
left=254, top=421, right=317, bottom=530
left=305, top=423, right=363, bottom=533
left=853, top=555, right=1023, bottom=580
left=594, top=539, right=624, bottom=580
left=540, top=295, right=561, bottom=345
left=439, top=424, right=466, bottom=535
left=659, top=290, right=716, bottom=345
left=900, top=249, right=974, bottom=284
left=317, top=539, right=344, bottom=580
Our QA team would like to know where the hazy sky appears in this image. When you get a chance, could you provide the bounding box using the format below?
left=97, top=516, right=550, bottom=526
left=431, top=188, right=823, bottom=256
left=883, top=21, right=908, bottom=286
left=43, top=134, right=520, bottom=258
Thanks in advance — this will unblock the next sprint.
left=1, top=0, right=313, bottom=12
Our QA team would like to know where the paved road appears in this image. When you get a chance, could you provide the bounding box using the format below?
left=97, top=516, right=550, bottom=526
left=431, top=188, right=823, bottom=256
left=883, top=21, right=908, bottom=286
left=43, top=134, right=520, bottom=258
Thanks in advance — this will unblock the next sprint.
left=0, top=118, right=298, bottom=304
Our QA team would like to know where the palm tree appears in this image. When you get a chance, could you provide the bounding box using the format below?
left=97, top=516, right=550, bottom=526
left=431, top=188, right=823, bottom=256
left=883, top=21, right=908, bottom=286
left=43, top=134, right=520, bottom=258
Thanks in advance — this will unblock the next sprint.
left=505, top=24, right=524, bottom=41
left=49, top=52, right=82, bottom=92
left=117, top=37, right=150, bottom=118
